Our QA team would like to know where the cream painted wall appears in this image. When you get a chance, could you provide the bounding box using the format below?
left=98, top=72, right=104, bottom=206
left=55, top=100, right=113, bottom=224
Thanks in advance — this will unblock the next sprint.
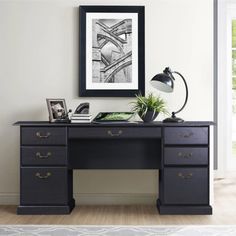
left=0, top=0, right=213, bottom=204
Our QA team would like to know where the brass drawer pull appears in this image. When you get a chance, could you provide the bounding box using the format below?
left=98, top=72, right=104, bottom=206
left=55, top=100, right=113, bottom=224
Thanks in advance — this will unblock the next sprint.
left=36, top=152, right=51, bottom=159
left=179, top=132, right=193, bottom=138
left=178, top=173, right=193, bottom=179
left=178, top=152, right=193, bottom=158
left=107, top=130, right=123, bottom=137
left=35, top=172, right=51, bottom=179
left=36, top=132, right=51, bottom=138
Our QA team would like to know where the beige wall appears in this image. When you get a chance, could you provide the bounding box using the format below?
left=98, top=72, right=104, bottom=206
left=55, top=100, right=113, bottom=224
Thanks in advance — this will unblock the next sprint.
left=0, top=0, right=213, bottom=204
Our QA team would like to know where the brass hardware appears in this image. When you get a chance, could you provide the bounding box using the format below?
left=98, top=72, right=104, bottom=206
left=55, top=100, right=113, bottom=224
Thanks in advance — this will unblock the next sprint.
left=178, top=172, right=193, bottom=179
left=107, top=130, right=123, bottom=137
left=178, top=152, right=193, bottom=158
left=35, top=172, right=51, bottom=179
left=36, top=152, right=51, bottom=159
left=36, top=132, right=51, bottom=138
left=179, top=132, right=193, bottom=138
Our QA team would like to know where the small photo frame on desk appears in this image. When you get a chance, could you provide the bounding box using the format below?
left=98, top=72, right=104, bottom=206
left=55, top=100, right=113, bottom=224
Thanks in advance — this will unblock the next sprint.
left=46, top=98, right=67, bottom=122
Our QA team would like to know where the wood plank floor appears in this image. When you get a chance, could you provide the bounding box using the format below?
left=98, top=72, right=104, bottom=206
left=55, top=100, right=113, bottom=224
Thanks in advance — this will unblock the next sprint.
left=0, top=174, right=236, bottom=225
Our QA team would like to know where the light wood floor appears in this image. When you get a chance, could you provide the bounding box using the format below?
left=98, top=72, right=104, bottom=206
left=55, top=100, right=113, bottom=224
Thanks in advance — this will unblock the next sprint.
left=1, top=174, right=236, bottom=225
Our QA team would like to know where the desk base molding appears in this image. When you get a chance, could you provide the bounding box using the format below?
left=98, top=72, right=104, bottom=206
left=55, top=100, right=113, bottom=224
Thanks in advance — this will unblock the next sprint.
left=157, top=199, right=212, bottom=215
left=17, top=199, right=75, bottom=215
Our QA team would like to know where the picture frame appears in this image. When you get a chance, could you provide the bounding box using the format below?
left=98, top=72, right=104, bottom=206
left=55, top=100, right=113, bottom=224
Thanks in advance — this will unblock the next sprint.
left=79, top=5, right=145, bottom=97
left=46, top=98, right=68, bottom=122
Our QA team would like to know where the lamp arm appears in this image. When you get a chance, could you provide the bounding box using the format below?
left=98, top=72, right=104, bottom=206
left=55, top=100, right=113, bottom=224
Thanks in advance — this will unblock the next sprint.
left=172, top=71, right=188, bottom=117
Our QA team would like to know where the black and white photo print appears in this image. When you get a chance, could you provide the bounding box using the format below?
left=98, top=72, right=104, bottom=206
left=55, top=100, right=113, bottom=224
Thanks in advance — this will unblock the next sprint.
left=92, top=18, right=132, bottom=84
left=79, top=6, right=145, bottom=97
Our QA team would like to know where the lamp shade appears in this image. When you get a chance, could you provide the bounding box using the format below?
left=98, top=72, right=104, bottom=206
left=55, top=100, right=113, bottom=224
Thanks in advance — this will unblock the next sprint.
left=150, top=73, right=174, bottom=93
left=150, top=67, right=188, bottom=123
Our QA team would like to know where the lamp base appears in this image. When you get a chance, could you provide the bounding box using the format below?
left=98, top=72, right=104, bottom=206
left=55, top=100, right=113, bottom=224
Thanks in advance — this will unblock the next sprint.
left=162, top=116, right=184, bottom=123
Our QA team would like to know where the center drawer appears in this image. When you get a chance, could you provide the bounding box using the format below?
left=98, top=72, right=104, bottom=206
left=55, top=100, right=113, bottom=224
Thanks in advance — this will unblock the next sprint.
left=21, top=146, right=67, bottom=166
left=68, top=127, right=161, bottom=139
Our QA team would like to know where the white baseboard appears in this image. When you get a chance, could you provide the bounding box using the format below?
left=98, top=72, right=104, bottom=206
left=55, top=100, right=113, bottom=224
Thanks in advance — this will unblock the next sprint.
left=0, top=193, right=157, bottom=205
left=0, top=193, right=19, bottom=205
left=214, top=169, right=226, bottom=179
left=74, top=193, right=157, bottom=205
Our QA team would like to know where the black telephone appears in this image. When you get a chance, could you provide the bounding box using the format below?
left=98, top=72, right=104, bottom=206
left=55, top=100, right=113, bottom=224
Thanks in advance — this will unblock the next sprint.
left=74, top=103, right=90, bottom=114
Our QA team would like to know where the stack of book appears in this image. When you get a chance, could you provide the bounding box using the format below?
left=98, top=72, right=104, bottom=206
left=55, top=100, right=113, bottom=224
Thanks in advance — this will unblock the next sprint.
left=70, top=113, right=92, bottom=123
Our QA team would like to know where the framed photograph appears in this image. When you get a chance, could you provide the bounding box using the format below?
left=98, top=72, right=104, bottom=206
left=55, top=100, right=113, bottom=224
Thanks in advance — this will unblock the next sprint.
left=46, top=99, right=67, bottom=122
left=79, top=5, right=145, bottom=97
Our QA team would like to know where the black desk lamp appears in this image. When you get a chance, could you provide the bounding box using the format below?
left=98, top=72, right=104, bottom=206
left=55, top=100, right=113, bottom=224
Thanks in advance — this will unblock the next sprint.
left=150, top=67, right=188, bottom=123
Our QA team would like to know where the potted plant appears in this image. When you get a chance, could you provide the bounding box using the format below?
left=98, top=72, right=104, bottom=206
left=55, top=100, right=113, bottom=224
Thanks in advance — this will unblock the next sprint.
left=131, top=93, right=168, bottom=122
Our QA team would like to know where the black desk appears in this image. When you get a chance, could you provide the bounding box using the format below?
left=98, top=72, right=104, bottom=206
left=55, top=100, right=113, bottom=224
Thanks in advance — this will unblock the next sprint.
left=15, top=121, right=213, bottom=215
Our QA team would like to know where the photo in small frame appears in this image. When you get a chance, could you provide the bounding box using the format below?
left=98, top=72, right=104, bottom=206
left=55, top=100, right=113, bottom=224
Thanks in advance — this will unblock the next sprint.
left=46, top=98, right=67, bottom=122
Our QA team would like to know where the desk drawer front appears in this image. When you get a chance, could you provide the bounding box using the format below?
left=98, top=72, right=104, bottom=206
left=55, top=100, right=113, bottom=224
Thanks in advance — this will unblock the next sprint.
left=163, top=167, right=208, bottom=205
left=164, top=147, right=208, bottom=166
left=21, top=127, right=67, bottom=145
left=69, top=127, right=161, bottom=139
left=21, top=167, right=68, bottom=205
left=164, top=127, right=208, bottom=145
left=21, top=147, right=67, bottom=166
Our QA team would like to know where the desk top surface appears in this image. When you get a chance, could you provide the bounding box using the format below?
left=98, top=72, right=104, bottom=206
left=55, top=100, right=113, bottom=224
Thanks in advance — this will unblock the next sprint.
left=14, top=121, right=214, bottom=127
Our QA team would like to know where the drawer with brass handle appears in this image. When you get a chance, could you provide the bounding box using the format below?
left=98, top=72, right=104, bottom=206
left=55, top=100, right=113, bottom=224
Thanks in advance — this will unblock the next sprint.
left=164, top=127, right=208, bottom=145
left=68, top=127, right=161, bottom=139
left=21, top=147, right=67, bottom=166
left=163, top=167, right=208, bottom=205
left=164, top=147, right=208, bottom=166
left=21, top=127, right=67, bottom=145
left=21, top=167, right=70, bottom=205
